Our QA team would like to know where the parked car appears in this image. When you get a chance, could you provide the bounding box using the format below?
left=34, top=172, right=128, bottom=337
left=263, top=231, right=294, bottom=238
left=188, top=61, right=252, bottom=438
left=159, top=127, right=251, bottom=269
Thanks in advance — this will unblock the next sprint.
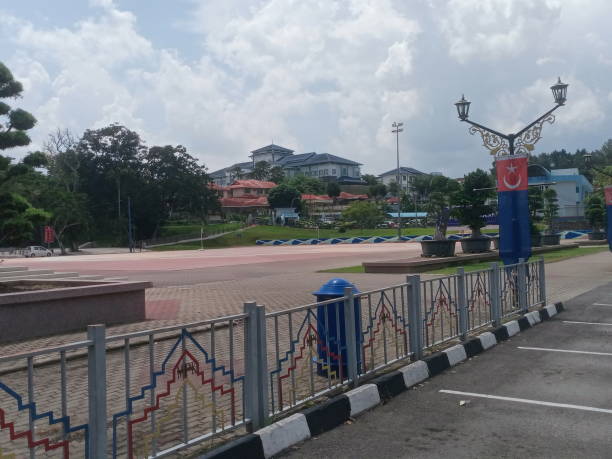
left=23, top=246, right=52, bottom=257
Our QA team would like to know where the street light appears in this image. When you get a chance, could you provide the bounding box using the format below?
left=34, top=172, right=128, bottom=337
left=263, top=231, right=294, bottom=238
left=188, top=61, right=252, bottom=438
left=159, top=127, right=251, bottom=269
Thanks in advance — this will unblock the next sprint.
left=455, top=77, right=568, bottom=156
left=392, top=121, right=403, bottom=238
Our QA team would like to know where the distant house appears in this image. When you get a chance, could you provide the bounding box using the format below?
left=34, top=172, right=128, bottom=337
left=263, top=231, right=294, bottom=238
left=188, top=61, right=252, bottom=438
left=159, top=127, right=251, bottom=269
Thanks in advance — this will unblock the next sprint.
left=210, top=144, right=363, bottom=186
left=218, top=179, right=276, bottom=216
left=378, top=166, right=425, bottom=192
left=527, top=165, right=593, bottom=217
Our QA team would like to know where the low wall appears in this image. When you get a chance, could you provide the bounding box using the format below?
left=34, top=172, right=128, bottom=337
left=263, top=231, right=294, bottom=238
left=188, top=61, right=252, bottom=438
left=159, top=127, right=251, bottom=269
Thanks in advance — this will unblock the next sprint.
left=0, top=279, right=151, bottom=343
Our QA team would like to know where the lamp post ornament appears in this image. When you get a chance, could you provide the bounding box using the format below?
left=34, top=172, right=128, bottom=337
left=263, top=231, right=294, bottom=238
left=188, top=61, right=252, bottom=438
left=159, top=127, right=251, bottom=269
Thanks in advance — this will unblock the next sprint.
left=392, top=121, right=403, bottom=239
left=454, top=78, right=568, bottom=264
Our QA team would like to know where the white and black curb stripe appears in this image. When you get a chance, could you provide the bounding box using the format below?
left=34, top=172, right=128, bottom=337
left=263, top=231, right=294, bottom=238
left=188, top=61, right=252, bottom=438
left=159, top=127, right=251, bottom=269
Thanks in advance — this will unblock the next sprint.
left=201, top=302, right=563, bottom=459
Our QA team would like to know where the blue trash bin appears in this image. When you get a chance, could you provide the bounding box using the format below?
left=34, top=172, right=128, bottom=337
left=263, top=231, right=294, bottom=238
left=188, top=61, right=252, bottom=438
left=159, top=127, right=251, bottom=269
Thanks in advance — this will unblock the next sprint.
left=313, top=278, right=362, bottom=377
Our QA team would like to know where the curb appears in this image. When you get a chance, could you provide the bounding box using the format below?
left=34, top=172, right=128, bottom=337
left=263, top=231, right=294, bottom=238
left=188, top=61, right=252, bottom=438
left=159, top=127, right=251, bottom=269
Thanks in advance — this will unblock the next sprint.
left=201, top=303, right=563, bottom=459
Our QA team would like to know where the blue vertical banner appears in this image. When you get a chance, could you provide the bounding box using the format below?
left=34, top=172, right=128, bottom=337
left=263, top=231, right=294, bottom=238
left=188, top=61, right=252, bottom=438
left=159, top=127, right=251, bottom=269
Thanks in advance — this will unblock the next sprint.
left=496, top=154, right=531, bottom=265
left=605, top=186, right=612, bottom=252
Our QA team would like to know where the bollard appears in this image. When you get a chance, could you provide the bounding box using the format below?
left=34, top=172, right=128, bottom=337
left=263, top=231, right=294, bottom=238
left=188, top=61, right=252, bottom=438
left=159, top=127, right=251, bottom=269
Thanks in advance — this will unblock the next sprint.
left=244, top=302, right=268, bottom=430
left=407, top=275, right=423, bottom=360
left=87, top=325, right=107, bottom=459
left=489, top=262, right=501, bottom=326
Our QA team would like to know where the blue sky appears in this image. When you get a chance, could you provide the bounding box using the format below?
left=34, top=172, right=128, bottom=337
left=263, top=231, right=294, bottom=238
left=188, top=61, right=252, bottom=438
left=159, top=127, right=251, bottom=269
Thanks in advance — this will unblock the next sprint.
left=1, top=0, right=611, bottom=176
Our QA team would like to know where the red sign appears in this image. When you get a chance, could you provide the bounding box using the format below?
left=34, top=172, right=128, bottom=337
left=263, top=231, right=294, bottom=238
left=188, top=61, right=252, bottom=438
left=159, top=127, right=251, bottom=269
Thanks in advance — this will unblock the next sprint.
left=496, top=154, right=529, bottom=192
left=605, top=186, right=612, bottom=206
left=44, top=226, right=55, bottom=243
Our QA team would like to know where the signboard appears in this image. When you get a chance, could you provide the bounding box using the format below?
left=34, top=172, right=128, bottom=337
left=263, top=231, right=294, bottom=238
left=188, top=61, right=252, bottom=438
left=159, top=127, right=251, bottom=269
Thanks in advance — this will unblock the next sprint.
left=495, top=154, right=531, bottom=264
left=44, top=226, right=55, bottom=244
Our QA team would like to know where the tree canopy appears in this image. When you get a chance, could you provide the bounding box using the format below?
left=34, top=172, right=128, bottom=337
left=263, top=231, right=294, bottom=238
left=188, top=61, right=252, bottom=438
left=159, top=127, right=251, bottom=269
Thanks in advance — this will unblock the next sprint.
left=451, top=169, right=495, bottom=238
left=0, top=62, right=37, bottom=150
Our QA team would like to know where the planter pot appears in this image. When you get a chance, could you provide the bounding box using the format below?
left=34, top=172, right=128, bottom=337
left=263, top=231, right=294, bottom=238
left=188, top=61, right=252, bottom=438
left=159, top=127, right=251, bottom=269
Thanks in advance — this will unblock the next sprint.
left=460, top=237, right=491, bottom=253
left=541, top=234, right=561, bottom=246
left=588, top=231, right=606, bottom=241
left=531, top=234, right=542, bottom=247
left=420, top=240, right=457, bottom=257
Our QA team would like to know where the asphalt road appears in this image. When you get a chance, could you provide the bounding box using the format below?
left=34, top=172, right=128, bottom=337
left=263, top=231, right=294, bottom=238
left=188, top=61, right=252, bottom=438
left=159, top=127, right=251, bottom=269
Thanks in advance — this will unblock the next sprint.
left=283, top=282, right=612, bottom=458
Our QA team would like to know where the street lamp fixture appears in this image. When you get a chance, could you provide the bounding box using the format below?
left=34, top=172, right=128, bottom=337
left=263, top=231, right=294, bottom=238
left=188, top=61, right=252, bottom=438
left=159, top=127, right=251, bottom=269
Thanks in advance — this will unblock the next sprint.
left=455, top=77, right=568, bottom=156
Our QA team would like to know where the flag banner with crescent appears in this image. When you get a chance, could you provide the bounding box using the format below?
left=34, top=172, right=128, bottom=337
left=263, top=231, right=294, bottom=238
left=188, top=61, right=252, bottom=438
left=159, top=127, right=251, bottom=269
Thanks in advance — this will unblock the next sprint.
left=605, top=186, right=612, bottom=252
left=495, top=154, right=531, bottom=264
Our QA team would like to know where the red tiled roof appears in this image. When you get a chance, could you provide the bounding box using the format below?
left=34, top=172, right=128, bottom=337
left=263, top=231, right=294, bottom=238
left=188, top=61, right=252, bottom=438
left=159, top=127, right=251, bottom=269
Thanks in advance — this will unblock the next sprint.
left=220, top=196, right=269, bottom=208
left=209, top=183, right=228, bottom=191
left=339, top=191, right=368, bottom=200
left=301, top=194, right=333, bottom=202
left=228, top=180, right=276, bottom=189
left=386, top=197, right=400, bottom=204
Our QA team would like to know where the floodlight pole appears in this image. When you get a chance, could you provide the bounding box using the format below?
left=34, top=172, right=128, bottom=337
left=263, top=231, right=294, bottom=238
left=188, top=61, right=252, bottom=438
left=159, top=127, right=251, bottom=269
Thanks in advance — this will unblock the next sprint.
left=392, top=121, right=404, bottom=238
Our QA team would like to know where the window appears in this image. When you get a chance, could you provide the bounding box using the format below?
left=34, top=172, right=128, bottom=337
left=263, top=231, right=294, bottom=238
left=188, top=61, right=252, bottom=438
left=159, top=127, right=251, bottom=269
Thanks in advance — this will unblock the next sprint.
left=342, top=167, right=348, bottom=176
left=324, top=169, right=329, bottom=176
left=402, top=175, right=407, bottom=181
left=244, top=188, right=251, bottom=193
left=576, top=186, right=579, bottom=194
left=332, top=168, right=337, bottom=175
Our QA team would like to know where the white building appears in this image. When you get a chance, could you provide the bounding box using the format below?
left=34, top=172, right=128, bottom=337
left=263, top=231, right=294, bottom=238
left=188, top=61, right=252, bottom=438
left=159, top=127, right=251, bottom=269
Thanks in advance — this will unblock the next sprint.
left=210, top=144, right=363, bottom=186
left=378, top=166, right=426, bottom=192
left=527, top=165, right=593, bottom=217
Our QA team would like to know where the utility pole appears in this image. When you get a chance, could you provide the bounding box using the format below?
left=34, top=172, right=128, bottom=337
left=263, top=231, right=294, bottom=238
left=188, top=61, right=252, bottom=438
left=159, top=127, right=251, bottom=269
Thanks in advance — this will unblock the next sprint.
left=127, top=196, right=134, bottom=253
left=392, top=121, right=403, bottom=239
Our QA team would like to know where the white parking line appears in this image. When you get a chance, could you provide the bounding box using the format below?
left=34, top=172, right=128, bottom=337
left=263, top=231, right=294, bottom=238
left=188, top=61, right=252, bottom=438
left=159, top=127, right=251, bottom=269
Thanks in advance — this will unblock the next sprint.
left=517, top=346, right=612, bottom=356
left=440, top=390, right=612, bottom=414
left=593, top=303, right=612, bottom=307
left=563, top=320, right=612, bottom=326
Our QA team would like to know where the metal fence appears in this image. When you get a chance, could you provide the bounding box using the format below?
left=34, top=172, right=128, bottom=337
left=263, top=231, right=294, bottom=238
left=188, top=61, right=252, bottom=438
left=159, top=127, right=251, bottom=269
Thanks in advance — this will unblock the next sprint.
left=0, top=258, right=545, bottom=458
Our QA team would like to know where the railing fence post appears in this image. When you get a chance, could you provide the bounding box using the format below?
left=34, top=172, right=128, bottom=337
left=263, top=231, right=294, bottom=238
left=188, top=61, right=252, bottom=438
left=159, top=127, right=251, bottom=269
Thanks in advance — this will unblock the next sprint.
left=539, top=256, right=546, bottom=305
left=343, top=287, right=359, bottom=386
left=407, top=275, right=423, bottom=360
left=457, top=268, right=468, bottom=340
left=256, top=304, right=269, bottom=426
left=87, top=324, right=107, bottom=459
left=518, top=258, right=528, bottom=313
left=489, top=262, right=501, bottom=326
left=244, top=301, right=268, bottom=431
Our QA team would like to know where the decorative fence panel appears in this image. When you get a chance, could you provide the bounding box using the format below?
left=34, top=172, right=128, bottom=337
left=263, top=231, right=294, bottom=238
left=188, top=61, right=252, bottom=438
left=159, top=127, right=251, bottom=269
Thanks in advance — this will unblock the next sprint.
left=0, top=258, right=546, bottom=458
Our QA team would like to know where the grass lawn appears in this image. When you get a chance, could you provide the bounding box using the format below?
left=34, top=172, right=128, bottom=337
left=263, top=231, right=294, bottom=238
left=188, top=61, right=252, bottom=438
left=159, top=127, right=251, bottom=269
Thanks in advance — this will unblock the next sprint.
left=152, top=225, right=497, bottom=251
left=318, top=246, right=609, bottom=274
left=159, top=222, right=242, bottom=237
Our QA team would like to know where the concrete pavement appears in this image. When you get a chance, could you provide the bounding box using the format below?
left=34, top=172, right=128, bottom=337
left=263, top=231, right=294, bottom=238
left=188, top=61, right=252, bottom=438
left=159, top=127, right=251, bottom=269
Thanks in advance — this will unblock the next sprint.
left=283, top=281, right=612, bottom=458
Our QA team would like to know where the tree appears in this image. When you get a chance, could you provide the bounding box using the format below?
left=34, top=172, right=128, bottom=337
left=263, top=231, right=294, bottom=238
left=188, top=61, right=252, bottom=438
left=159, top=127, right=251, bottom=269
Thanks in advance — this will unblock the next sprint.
left=400, top=192, right=415, bottom=212
left=368, top=183, right=387, bottom=201
left=542, top=188, right=559, bottom=234
left=361, top=174, right=379, bottom=187
left=388, top=180, right=399, bottom=196
left=44, top=128, right=80, bottom=193
left=451, top=169, right=495, bottom=238
left=585, top=194, right=605, bottom=232
left=267, top=184, right=301, bottom=209
left=423, top=175, right=460, bottom=240
left=326, top=181, right=341, bottom=199
left=286, top=175, right=325, bottom=194
left=0, top=192, right=49, bottom=246
left=0, top=62, right=37, bottom=150
left=269, top=166, right=285, bottom=184
left=528, top=187, right=544, bottom=220
left=341, top=201, right=384, bottom=229
left=230, top=165, right=244, bottom=181
left=249, top=161, right=271, bottom=180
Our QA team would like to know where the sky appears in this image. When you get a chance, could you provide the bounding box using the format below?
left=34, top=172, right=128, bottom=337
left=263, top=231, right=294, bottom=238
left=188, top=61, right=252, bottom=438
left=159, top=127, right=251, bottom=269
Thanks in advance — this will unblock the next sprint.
left=1, top=0, right=611, bottom=177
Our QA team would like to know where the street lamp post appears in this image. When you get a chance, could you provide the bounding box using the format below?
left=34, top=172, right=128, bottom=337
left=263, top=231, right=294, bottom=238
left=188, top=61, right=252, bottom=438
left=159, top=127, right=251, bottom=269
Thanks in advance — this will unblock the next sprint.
left=454, top=78, right=568, bottom=157
left=392, top=121, right=403, bottom=239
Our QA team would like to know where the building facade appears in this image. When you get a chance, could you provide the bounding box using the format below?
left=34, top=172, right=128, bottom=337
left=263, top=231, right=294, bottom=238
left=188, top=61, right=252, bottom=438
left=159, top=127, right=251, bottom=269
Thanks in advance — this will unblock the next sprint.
left=527, top=165, right=593, bottom=217
left=378, top=166, right=425, bottom=192
left=210, top=144, right=363, bottom=186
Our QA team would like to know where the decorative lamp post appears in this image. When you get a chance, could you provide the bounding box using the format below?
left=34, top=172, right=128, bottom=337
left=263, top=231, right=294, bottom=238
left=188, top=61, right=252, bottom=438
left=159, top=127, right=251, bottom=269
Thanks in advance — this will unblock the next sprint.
left=392, top=121, right=403, bottom=239
left=455, top=78, right=568, bottom=264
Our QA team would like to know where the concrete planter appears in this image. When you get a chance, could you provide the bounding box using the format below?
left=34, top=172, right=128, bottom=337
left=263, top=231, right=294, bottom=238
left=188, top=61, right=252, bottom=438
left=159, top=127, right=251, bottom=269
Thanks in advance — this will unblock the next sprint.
left=460, top=237, right=491, bottom=253
left=531, top=234, right=542, bottom=247
left=541, top=234, right=561, bottom=246
left=588, top=231, right=606, bottom=241
left=420, top=240, right=456, bottom=258
left=0, top=279, right=151, bottom=343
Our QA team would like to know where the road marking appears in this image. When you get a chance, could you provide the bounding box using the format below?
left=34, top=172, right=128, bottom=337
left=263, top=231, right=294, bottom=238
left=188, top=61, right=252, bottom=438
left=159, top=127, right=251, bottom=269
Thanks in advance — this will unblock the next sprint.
left=439, top=390, right=612, bottom=414
left=593, top=303, right=612, bottom=307
left=517, top=346, right=612, bottom=356
left=562, top=320, right=612, bottom=326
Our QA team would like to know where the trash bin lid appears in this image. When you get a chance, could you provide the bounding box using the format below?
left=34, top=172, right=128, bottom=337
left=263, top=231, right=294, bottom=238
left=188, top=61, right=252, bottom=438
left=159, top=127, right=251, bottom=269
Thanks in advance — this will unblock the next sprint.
left=313, top=278, right=360, bottom=296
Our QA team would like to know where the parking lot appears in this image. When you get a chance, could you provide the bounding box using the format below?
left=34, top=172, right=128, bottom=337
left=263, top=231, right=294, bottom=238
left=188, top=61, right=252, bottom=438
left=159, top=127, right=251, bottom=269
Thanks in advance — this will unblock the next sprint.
left=284, top=281, right=612, bottom=458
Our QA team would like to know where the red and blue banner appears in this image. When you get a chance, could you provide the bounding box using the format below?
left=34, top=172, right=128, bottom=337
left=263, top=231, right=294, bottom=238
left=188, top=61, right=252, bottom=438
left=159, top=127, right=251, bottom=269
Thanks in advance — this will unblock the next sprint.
left=496, top=154, right=531, bottom=264
left=605, top=186, right=612, bottom=252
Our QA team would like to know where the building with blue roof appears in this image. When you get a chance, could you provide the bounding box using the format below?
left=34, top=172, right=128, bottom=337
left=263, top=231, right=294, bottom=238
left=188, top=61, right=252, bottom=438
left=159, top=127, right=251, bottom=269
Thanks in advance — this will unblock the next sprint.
left=527, top=165, right=593, bottom=218
left=210, top=144, right=363, bottom=186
